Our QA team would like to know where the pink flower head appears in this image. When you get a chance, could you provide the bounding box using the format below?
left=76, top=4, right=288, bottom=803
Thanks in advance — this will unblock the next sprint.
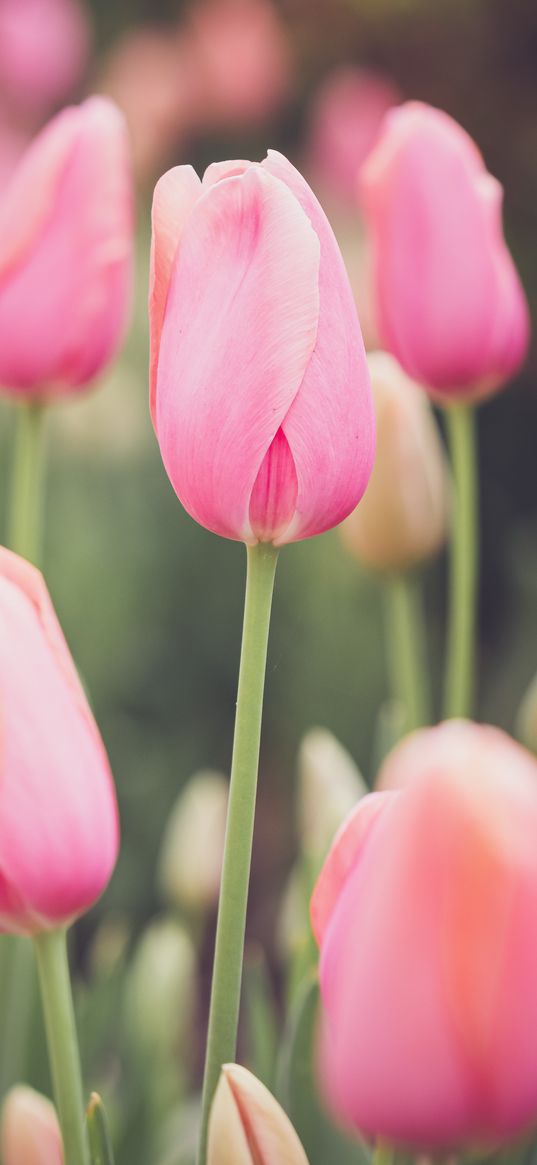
left=0, top=0, right=90, bottom=123
left=149, top=153, right=375, bottom=545
left=0, top=96, right=133, bottom=398
left=312, top=721, right=537, bottom=1149
left=1, top=1085, right=62, bottom=1165
left=361, top=102, right=530, bottom=400
left=0, top=548, right=119, bottom=935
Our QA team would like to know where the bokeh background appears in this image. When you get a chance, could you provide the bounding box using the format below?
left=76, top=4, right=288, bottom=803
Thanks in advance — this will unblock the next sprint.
left=1, top=0, right=536, bottom=1108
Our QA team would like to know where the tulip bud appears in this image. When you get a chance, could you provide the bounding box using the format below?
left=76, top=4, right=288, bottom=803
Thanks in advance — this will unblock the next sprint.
left=123, top=917, right=196, bottom=1064
left=341, top=351, right=450, bottom=572
left=298, top=727, right=367, bottom=860
left=1, top=1085, right=62, bottom=1165
left=0, top=0, right=90, bottom=123
left=0, top=97, right=133, bottom=398
left=312, top=721, right=537, bottom=1149
left=517, top=671, right=537, bottom=755
left=149, top=151, right=375, bottom=545
left=0, top=548, right=119, bottom=934
left=361, top=102, right=529, bottom=400
left=208, top=1064, right=309, bottom=1165
left=158, top=770, right=228, bottom=914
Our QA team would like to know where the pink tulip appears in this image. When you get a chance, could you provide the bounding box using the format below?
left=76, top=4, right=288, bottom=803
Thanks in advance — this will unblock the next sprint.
left=0, top=0, right=90, bottom=123
left=150, top=153, right=374, bottom=545
left=0, top=97, right=133, bottom=397
left=0, top=548, right=119, bottom=934
left=361, top=102, right=530, bottom=399
left=1, top=1085, right=62, bottom=1165
left=311, top=721, right=537, bottom=1148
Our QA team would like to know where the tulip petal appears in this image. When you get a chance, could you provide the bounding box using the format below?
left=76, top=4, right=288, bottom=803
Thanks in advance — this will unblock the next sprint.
left=208, top=1064, right=310, bottom=1165
left=154, top=164, right=320, bottom=541
left=261, top=151, right=375, bottom=542
left=149, top=164, right=202, bottom=423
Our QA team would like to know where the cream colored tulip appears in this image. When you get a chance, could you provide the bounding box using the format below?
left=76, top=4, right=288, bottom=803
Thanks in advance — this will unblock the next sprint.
left=298, top=727, right=367, bottom=860
left=208, top=1064, right=309, bottom=1165
left=158, top=769, right=228, bottom=913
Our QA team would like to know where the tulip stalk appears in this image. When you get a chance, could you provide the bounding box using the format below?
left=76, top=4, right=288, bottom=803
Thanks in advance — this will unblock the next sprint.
left=8, top=400, right=48, bottom=565
left=384, top=573, right=430, bottom=733
left=198, top=542, right=279, bottom=1165
left=444, top=402, right=478, bottom=719
left=33, top=928, right=90, bottom=1165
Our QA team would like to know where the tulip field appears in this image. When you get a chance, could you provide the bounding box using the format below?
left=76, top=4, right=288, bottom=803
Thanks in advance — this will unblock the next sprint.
left=0, top=1, right=537, bottom=1164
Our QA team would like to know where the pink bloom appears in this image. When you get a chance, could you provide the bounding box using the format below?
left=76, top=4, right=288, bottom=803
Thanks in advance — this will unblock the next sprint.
left=361, top=102, right=530, bottom=399
left=312, top=721, right=537, bottom=1149
left=0, top=548, right=119, bottom=935
left=0, top=97, right=133, bottom=398
left=0, top=0, right=90, bottom=123
left=1, top=1085, right=62, bottom=1165
left=150, top=153, right=374, bottom=545
left=305, top=67, right=400, bottom=209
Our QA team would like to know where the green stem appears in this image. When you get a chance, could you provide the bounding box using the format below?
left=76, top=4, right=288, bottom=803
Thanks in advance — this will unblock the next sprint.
left=443, top=402, right=478, bottom=719
left=384, top=572, right=430, bottom=734
left=8, top=399, right=48, bottom=564
left=372, top=1138, right=394, bottom=1165
left=197, top=542, right=279, bottom=1165
left=33, top=929, right=90, bottom=1165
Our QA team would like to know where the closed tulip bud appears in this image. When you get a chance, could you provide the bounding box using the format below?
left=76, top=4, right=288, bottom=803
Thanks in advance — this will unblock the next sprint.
left=0, top=549, right=119, bottom=934
left=208, top=1064, right=309, bottom=1165
left=149, top=151, right=375, bottom=545
left=158, top=770, right=228, bottom=914
left=1, top=1085, right=62, bottom=1165
left=0, top=97, right=133, bottom=398
left=341, top=351, right=450, bottom=572
left=123, top=917, right=196, bottom=1063
left=298, top=727, right=367, bottom=860
left=312, top=721, right=537, bottom=1149
left=361, top=102, right=530, bottom=400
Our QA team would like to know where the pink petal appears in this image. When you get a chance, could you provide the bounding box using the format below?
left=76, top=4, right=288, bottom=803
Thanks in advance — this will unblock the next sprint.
left=249, top=427, right=298, bottom=542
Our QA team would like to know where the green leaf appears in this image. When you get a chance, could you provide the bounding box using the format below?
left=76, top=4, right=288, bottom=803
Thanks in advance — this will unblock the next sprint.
left=87, top=1092, right=115, bottom=1165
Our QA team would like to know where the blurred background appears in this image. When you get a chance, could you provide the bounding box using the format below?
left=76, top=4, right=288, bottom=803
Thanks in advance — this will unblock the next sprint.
left=0, top=0, right=536, bottom=1154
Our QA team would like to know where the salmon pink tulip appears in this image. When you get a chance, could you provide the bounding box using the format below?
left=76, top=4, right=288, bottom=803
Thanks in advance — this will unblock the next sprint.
left=150, top=152, right=375, bottom=545
left=1, top=1086, right=62, bottom=1165
left=0, top=548, right=119, bottom=934
left=312, top=721, right=537, bottom=1148
left=0, top=97, right=133, bottom=397
left=361, top=102, right=529, bottom=399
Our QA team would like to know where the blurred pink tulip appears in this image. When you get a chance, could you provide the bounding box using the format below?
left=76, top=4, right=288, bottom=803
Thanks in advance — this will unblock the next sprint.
left=1, top=1085, right=62, bottom=1165
left=186, top=0, right=292, bottom=128
left=0, top=548, right=119, bottom=935
left=150, top=153, right=374, bottom=545
left=0, top=0, right=90, bottom=123
left=361, top=102, right=530, bottom=399
left=305, top=66, right=400, bottom=208
left=0, top=97, right=133, bottom=397
left=312, top=720, right=537, bottom=1148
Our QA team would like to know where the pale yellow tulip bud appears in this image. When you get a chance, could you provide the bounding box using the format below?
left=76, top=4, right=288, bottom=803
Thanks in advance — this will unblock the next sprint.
left=123, top=917, right=196, bottom=1062
left=341, top=351, right=450, bottom=572
left=208, top=1064, right=309, bottom=1165
left=1, top=1086, right=62, bottom=1165
left=298, top=727, right=367, bottom=860
left=158, top=770, right=228, bottom=913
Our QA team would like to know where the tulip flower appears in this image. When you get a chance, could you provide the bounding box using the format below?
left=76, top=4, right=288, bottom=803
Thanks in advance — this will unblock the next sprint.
left=312, top=720, right=537, bottom=1149
left=208, top=1063, right=309, bottom=1164
left=298, top=727, right=367, bottom=862
left=0, top=96, right=133, bottom=397
left=361, top=102, right=529, bottom=400
left=0, top=0, right=90, bottom=125
left=0, top=547, right=119, bottom=934
left=1, top=1085, right=62, bottom=1165
left=150, top=150, right=375, bottom=545
left=158, top=770, right=228, bottom=914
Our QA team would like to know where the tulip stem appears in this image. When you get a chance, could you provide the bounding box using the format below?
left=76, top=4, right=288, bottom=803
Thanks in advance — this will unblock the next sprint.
left=197, top=542, right=279, bottom=1165
left=384, top=572, right=430, bottom=733
left=372, top=1138, right=394, bottom=1165
left=33, top=928, right=90, bottom=1165
left=444, top=402, right=478, bottom=719
left=8, top=399, right=48, bottom=565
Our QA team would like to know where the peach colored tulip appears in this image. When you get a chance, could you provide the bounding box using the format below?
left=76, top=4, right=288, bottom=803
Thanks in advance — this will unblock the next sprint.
left=312, top=720, right=537, bottom=1148
left=0, top=548, right=119, bottom=934
left=150, top=153, right=374, bottom=545
left=208, top=1063, right=309, bottom=1164
left=341, top=351, right=450, bottom=571
left=0, top=97, right=133, bottom=397
left=0, top=0, right=90, bottom=123
left=361, top=102, right=529, bottom=400
left=1, top=1085, right=62, bottom=1165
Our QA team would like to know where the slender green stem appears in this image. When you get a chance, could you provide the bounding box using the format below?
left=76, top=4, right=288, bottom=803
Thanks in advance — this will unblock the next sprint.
left=8, top=399, right=48, bottom=564
left=384, top=572, right=431, bottom=734
left=33, top=929, right=90, bottom=1165
left=197, top=542, right=279, bottom=1165
left=372, top=1138, right=394, bottom=1165
left=443, top=402, right=478, bottom=719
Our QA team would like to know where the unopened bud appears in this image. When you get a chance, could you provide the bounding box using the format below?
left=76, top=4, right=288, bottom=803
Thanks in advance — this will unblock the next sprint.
left=208, top=1064, right=309, bottom=1165
left=341, top=351, right=450, bottom=572
left=1, top=1086, right=62, bottom=1165
left=123, top=917, right=196, bottom=1062
left=158, top=770, right=228, bottom=913
left=298, top=727, right=367, bottom=860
